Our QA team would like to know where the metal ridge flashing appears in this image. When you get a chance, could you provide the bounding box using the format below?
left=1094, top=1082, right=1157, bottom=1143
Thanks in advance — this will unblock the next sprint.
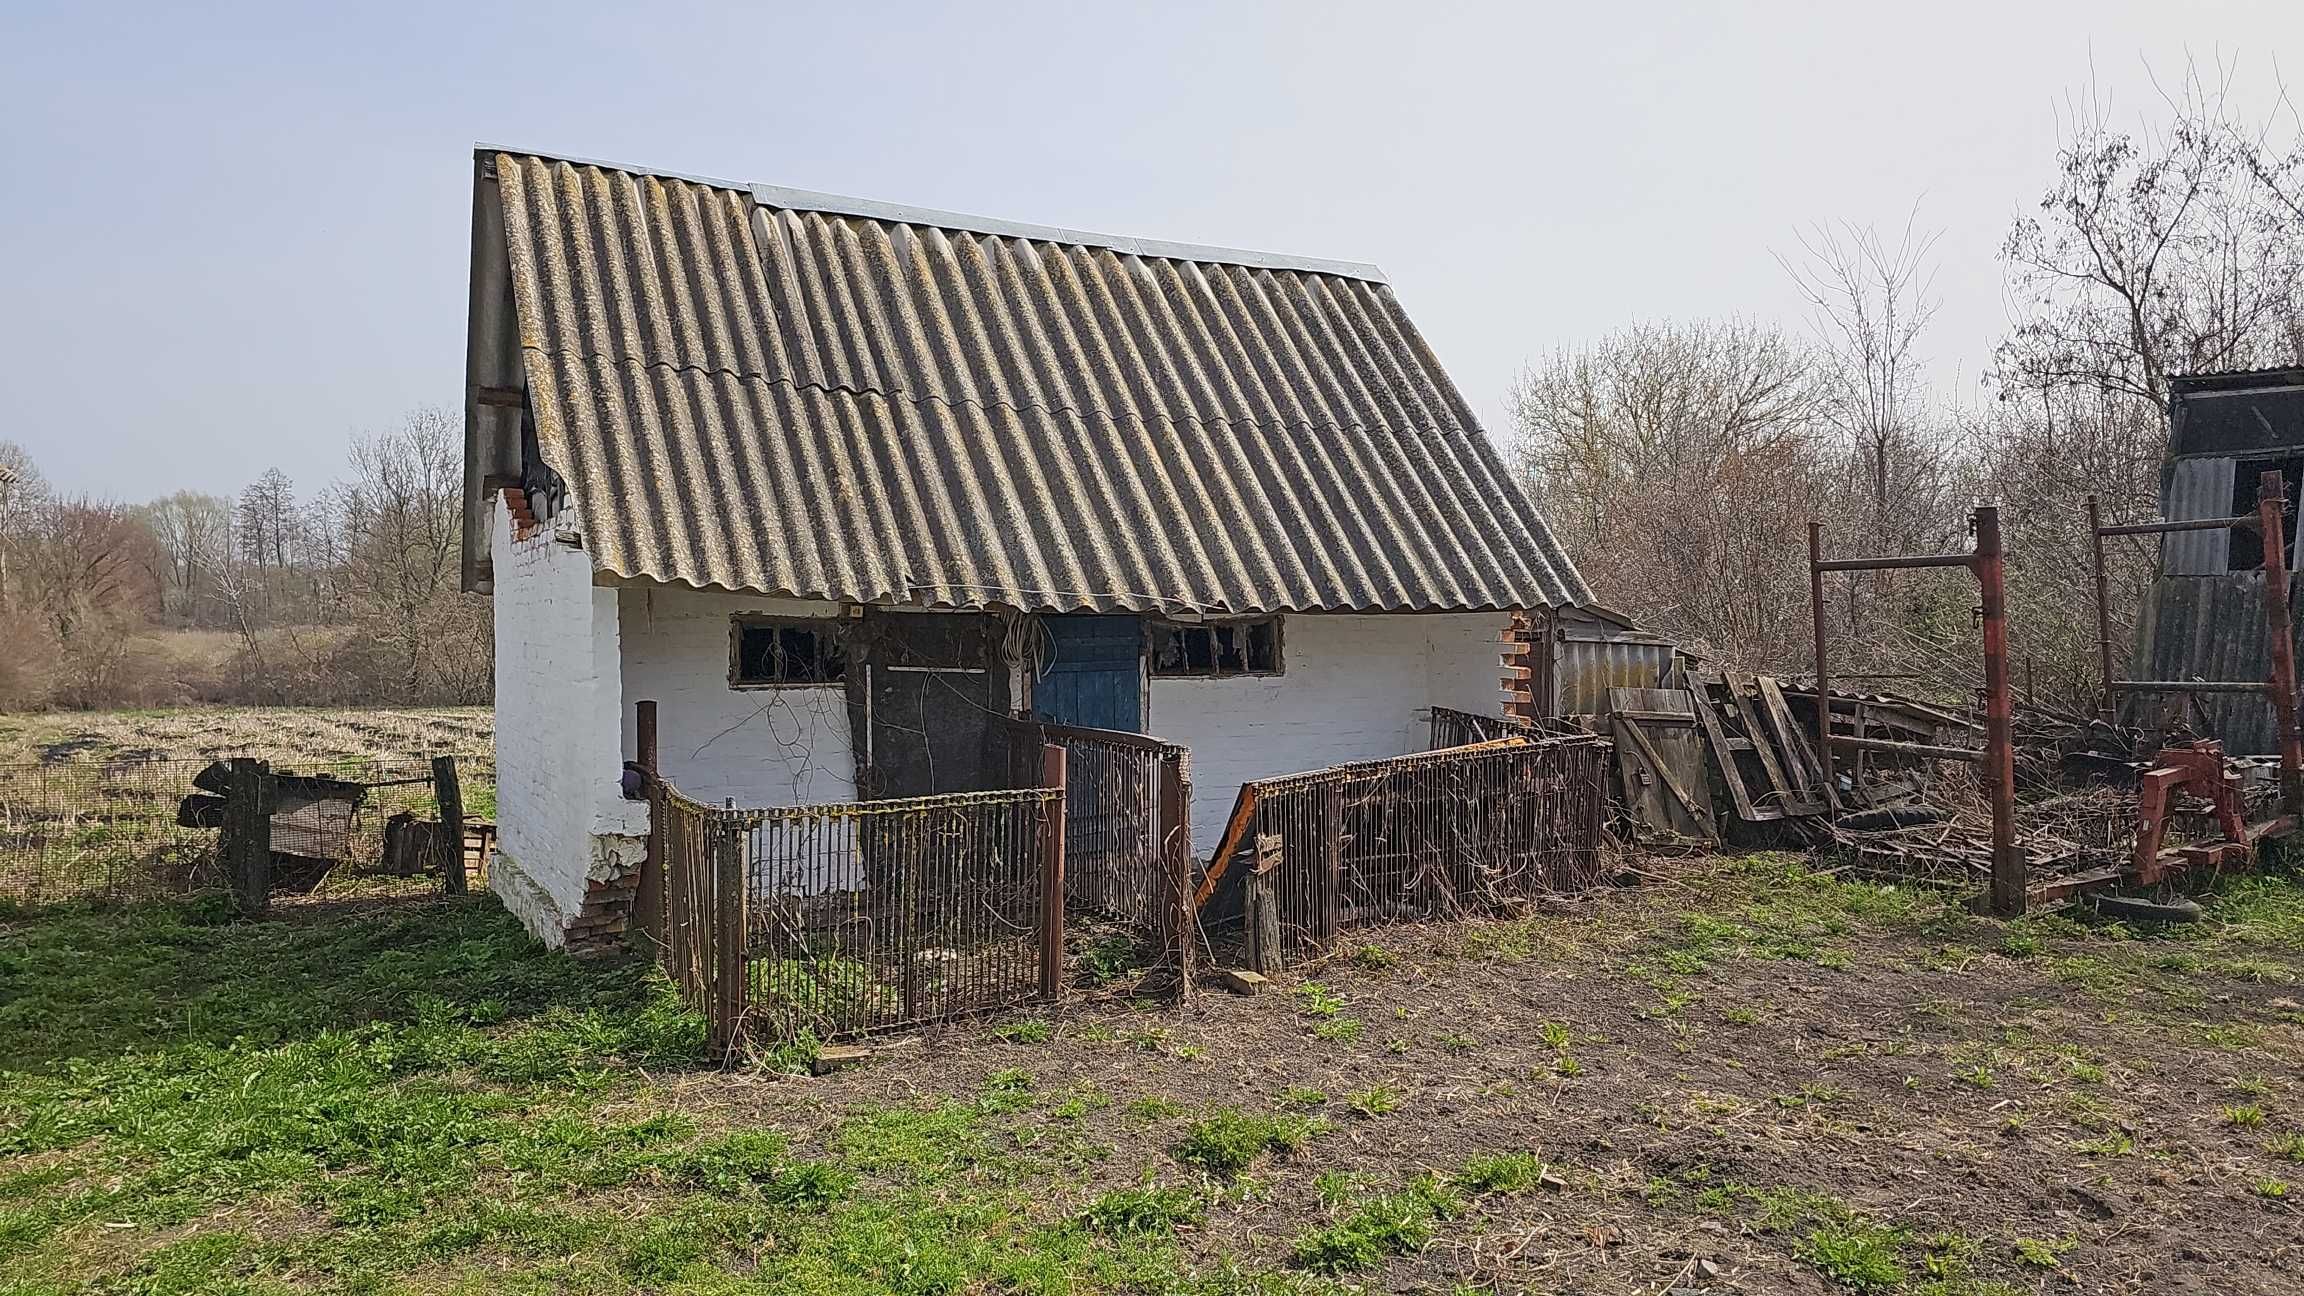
left=474, top=143, right=1387, bottom=283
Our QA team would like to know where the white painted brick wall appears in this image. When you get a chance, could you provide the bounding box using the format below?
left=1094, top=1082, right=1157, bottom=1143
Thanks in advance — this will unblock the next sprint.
left=488, top=500, right=646, bottom=945
left=1150, top=613, right=1510, bottom=855
left=616, top=587, right=858, bottom=808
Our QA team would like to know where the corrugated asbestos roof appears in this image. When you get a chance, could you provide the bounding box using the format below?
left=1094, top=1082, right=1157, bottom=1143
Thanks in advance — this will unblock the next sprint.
left=484, top=149, right=1591, bottom=613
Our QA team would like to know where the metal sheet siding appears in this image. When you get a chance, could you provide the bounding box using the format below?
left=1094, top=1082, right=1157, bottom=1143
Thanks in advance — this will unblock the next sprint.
left=488, top=152, right=1589, bottom=614
left=2160, top=457, right=2236, bottom=575
left=1554, top=636, right=1676, bottom=717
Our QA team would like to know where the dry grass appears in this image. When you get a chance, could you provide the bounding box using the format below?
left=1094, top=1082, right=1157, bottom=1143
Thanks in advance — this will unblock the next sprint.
left=0, top=706, right=493, bottom=769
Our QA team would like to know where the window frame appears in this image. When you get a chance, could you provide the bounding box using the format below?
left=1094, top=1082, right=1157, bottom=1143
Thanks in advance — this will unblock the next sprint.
left=727, top=615, right=849, bottom=688
left=1147, top=615, right=1285, bottom=680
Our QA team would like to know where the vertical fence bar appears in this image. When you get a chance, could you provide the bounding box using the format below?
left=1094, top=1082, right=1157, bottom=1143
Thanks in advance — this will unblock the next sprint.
left=224, top=758, right=273, bottom=918
left=633, top=700, right=663, bottom=946
left=1974, top=504, right=2023, bottom=916
left=1808, top=520, right=1832, bottom=786
left=1040, top=744, right=1067, bottom=1000
left=2257, top=471, right=2304, bottom=818
left=2086, top=493, right=2118, bottom=724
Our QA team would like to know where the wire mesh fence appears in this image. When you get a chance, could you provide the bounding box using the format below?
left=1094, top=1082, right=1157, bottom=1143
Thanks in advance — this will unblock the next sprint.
left=0, top=753, right=495, bottom=907
left=1206, top=735, right=1609, bottom=962
left=652, top=780, right=1062, bottom=1046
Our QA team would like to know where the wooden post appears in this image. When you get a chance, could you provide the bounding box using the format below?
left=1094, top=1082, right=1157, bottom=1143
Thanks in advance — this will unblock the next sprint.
left=633, top=700, right=663, bottom=946
left=1974, top=505, right=2024, bottom=917
left=1158, top=752, right=1193, bottom=997
left=710, top=817, right=746, bottom=1059
left=1246, top=833, right=1284, bottom=973
left=432, top=756, right=466, bottom=895
left=223, top=758, right=273, bottom=918
left=1039, top=743, right=1067, bottom=1000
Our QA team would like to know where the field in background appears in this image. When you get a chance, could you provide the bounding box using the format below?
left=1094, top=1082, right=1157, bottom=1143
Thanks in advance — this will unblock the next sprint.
left=0, top=706, right=493, bottom=769
left=0, top=707, right=495, bottom=907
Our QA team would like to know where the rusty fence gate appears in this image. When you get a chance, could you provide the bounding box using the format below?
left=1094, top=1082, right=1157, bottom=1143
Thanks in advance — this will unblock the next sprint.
left=1005, top=720, right=1195, bottom=984
left=651, top=777, right=1065, bottom=1048
left=1195, top=736, right=1609, bottom=962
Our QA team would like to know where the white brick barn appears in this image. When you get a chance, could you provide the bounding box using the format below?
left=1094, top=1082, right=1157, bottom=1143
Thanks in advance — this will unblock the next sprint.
left=461, top=148, right=1592, bottom=951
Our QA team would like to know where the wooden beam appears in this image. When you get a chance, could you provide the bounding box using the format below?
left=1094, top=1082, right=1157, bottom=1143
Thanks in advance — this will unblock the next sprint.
left=1192, top=783, right=1260, bottom=909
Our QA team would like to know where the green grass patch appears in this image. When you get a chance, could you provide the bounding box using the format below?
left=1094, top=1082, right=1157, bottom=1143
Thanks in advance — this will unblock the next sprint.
left=1172, top=1109, right=1324, bottom=1179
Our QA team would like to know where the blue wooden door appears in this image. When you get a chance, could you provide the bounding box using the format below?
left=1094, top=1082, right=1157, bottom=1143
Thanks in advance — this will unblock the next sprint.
left=1035, top=615, right=1143, bottom=732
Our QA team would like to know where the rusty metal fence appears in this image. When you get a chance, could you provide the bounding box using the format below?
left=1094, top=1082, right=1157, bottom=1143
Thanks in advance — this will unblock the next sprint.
left=0, top=753, right=495, bottom=907
left=651, top=778, right=1063, bottom=1047
left=1005, top=720, right=1194, bottom=975
left=1197, top=736, right=1609, bottom=961
left=1429, top=706, right=1585, bottom=749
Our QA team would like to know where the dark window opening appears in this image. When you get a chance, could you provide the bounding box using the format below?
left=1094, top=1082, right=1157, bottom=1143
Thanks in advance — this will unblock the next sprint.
left=1150, top=617, right=1281, bottom=678
left=2226, top=456, right=2304, bottom=571
left=732, top=618, right=847, bottom=686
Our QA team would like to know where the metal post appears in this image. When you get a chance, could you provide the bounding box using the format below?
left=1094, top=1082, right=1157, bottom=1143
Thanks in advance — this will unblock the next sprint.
left=1808, top=521, right=1831, bottom=784
left=2086, top=494, right=2116, bottom=723
left=633, top=700, right=663, bottom=946
left=432, top=755, right=466, bottom=895
left=1974, top=505, right=2023, bottom=916
left=2256, top=472, right=2303, bottom=818
left=1039, top=743, right=1067, bottom=1000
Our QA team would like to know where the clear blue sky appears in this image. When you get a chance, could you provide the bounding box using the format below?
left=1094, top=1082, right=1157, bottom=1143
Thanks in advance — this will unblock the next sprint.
left=2, top=0, right=2296, bottom=501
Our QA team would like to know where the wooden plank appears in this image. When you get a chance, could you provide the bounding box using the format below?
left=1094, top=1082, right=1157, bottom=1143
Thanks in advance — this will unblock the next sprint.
left=1245, top=867, right=1282, bottom=973
left=1217, top=968, right=1269, bottom=995
left=1612, top=715, right=1716, bottom=842
left=432, top=756, right=467, bottom=895
left=1192, top=783, right=1260, bottom=909
left=1725, top=671, right=1813, bottom=814
left=1755, top=675, right=1841, bottom=812
left=1686, top=671, right=1773, bottom=821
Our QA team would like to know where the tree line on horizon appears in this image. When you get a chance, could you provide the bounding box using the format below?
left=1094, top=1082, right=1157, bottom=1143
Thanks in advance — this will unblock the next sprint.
left=0, top=407, right=488, bottom=711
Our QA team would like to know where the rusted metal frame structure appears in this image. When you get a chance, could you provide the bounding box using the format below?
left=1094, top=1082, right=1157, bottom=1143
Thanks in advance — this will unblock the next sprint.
left=1193, top=736, right=1608, bottom=961
left=2086, top=471, right=2304, bottom=818
left=1808, top=506, right=2022, bottom=915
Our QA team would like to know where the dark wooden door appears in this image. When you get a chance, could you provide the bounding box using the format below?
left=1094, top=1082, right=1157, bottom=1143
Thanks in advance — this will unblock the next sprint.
left=867, top=612, right=1003, bottom=797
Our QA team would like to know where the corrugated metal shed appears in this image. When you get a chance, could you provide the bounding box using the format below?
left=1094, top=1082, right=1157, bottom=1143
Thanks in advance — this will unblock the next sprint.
left=2136, top=367, right=2304, bottom=753
left=466, top=149, right=1590, bottom=614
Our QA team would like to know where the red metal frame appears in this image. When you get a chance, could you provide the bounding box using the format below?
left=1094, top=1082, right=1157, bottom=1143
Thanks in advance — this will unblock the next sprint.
left=1808, top=505, right=2021, bottom=915
left=2130, top=740, right=2249, bottom=885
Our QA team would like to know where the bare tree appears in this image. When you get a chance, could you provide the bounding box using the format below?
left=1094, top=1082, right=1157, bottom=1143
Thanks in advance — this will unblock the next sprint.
left=1780, top=209, right=1952, bottom=548
left=1510, top=320, right=1840, bottom=665
left=0, top=441, right=50, bottom=614
left=330, top=407, right=488, bottom=702
left=1994, top=61, right=2304, bottom=415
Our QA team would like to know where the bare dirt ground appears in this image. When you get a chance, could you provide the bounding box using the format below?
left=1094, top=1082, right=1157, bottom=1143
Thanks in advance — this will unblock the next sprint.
left=678, top=855, right=2304, bottom=1295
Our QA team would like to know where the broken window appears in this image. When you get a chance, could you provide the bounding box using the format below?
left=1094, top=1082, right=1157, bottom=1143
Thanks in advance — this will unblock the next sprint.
left=731, top=618, right=847, bottom=686
left=2226, top=456, right=2304, bottom=571
left=1149, top=617, right=1281, bottom=678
